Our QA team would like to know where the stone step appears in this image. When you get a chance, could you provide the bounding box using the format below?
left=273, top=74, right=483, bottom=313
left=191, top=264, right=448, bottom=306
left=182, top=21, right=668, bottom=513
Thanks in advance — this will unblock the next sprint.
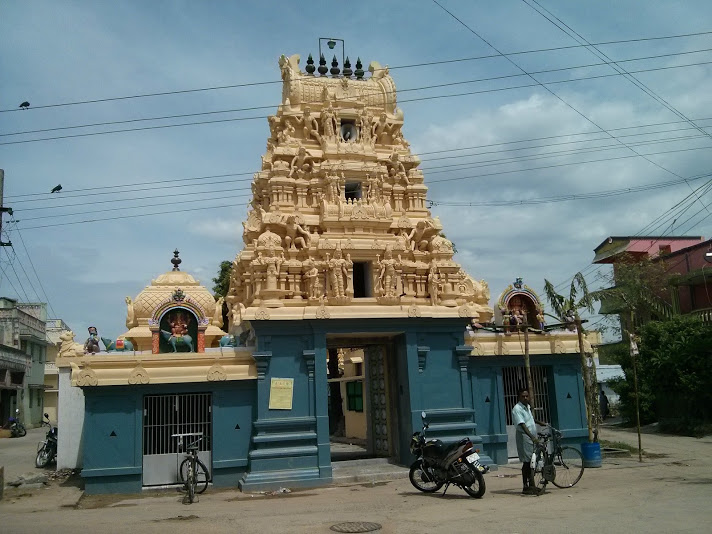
left=331, top=458, right=410, bottom=484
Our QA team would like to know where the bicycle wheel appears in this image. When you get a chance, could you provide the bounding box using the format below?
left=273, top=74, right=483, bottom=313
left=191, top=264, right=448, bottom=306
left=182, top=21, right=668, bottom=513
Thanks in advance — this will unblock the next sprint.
left=552, top=446, right=584, bottom=488
left=179, top=457, right=210, bottom=494
left=409, top=460, right=443, bottom=493
left=531, top=450, right=548, bottom=491
left=462, top=465, right=486, bottom=498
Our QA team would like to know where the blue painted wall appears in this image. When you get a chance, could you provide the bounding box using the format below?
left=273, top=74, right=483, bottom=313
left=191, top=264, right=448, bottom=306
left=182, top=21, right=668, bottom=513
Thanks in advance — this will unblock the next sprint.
left=82, top=381, right=255, bottom=494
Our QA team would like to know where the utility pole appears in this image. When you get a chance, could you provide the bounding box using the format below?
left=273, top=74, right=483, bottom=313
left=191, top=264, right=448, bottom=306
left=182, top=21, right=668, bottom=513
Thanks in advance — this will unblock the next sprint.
left=629, top=317, right=643, bottom=462
left=0, top=169, right=13, bottom=247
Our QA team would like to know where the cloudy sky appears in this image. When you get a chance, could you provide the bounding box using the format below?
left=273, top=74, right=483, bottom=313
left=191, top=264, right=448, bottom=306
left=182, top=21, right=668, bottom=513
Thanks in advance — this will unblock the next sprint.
left=2, top=0, right=711, bottom=343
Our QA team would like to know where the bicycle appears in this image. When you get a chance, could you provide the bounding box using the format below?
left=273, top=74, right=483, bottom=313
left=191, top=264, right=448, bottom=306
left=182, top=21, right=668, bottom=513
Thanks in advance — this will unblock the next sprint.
left=173, top=433, right=210, bottom=503
left=532, top=426, right=585, bottom=491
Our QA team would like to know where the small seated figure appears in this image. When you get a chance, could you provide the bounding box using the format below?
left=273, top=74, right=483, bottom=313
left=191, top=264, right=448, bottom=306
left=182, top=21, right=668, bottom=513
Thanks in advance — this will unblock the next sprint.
left=84, top=326, right=101, bottom=354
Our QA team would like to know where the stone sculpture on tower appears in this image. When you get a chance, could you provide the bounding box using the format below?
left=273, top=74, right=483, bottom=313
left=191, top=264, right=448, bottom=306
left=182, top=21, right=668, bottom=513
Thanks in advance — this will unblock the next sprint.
left=226, top=52, right=492, bottom=325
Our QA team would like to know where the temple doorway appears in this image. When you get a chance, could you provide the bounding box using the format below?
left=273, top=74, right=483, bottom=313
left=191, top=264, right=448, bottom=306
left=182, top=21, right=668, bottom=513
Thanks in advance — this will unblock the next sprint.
left=326, top=337, right=401, bottom=463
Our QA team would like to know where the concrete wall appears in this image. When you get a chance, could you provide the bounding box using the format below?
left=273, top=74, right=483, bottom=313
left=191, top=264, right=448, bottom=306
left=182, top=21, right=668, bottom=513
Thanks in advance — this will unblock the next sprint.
left=58, top=368, right=85, bottom=470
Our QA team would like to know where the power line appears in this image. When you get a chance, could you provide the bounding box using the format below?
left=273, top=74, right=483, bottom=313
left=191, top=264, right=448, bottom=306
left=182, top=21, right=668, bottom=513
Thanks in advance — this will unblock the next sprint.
left=429, top=172, right=712, bottom=207
left=8, top=117, right=712, bottom=205
left=6, top=46, right=712, bottom=140
left=1, top=247, right=32, bottom=301
left=521, top=0, right=712, bottom=220
left=3, top=58, right=712, bottom=147
left=9, top=222, right=59, bottom=317
left=3, top=29, right=711, bottom=114
left=431, top=0, right=698, bottom=190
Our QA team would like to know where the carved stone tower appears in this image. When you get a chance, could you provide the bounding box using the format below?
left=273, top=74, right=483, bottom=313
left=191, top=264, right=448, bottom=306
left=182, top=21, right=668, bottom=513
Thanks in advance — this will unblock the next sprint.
left=226, top=53, right=492, bottom=327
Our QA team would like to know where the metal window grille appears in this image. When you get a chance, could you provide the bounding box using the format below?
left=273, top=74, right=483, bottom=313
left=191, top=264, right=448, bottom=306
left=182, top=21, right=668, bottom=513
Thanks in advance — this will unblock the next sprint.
left=143, top=393, right=212, bottom=455
left=503, top=366, right=551, bottom=425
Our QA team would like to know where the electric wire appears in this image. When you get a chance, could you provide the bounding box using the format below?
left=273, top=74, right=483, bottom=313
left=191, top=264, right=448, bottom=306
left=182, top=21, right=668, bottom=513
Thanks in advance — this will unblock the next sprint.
left=5, top=47, right=712, bottom=139
left=3, top=58, right=712, bottom=147
left=3, top=29, right=711, bottom=114
left=521, top=0, right=712, bottom=219
left=9, top=222, right=59, bottom=317
left=1, top=247, right=32, bottom=301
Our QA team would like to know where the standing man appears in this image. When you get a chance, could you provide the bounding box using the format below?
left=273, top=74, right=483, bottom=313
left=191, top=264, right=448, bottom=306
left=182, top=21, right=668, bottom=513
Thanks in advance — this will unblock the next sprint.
left=512, top=388, right=545, bottom=495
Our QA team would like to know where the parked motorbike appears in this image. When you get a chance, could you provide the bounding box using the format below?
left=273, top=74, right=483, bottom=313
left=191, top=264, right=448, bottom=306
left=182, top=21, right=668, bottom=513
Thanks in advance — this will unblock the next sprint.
left=8, top=408, right=27, bottom=438
left=36, top=412, right=58, bottom=468
left=409, top=411, right=487, bottom=498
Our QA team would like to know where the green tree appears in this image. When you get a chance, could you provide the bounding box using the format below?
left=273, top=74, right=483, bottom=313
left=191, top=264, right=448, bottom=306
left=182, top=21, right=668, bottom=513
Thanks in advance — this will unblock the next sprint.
left=637, top=316, right=712, bottom=434
left=212, top=260, right=233, bottom=298
left=544, top=273, right=598, bottom=442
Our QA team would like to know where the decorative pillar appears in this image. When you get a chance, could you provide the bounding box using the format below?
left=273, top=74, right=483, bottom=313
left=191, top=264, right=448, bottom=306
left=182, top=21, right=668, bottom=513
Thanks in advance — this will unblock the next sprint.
left=197, top=329, right=206, bottom=353
left=303, top=350, right=316, bottom=417
left=151, top=330, right=160, bottom=354
left=456, top=345, right=473, bottom=410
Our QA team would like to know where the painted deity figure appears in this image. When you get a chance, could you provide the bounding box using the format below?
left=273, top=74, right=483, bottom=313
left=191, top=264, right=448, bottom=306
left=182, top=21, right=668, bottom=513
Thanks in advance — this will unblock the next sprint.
left=284, top=216, right=311, bottom=250
left=376, top=248, right=402, bottom=298
left=84, top=326, right=100, bottom=354
left=212, top=296, right=225, bottom=329
left=326, top=247, right=352, bottom=299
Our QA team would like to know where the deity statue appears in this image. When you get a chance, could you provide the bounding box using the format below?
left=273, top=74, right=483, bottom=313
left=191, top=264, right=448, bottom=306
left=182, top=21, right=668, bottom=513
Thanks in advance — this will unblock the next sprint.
left=284, top=216, right=311, bottom=250
left=326, top=246, right=352, bottom=299
left=359, top=107, right=374, bottom=146
left=325, top=171, right=342, bottom=203
left=289, top=146, right=314, bottom=177
left=83, top=326, right=101, bottom=354
left=212, top=296, right=225, bottom=329
left=170, top=313, right=190, bottom=337
left=406, top=220, right=431, bottom=252
left=388, top=152, right=409, bottom=186
left=303, top=258, right=322, bottom=300
left=428, top=260, right=442, bottom=306
left=277, top=121, right=296, bottom=145
left=255, top=248, right=285, bottom=291
left=376, top=247, right=402, bottom=299
left=373, top=112, right=394, bottom=144
left=321, top=101, right=338, bottom=144
left=125, top=296, right=137, bottom=329
left=295, top=106, right=321, bottom=144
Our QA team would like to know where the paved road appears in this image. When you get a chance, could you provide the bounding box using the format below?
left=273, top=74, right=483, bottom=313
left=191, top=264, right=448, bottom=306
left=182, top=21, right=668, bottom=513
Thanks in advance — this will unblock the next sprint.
left=1, top=424, right=711, bottom=533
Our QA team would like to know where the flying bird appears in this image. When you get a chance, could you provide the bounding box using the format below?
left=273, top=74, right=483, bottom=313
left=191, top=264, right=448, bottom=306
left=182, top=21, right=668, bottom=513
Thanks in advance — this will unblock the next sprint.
left=19, top=101, right=30, bottom=109
left=50, top=184, right=62, bottom=193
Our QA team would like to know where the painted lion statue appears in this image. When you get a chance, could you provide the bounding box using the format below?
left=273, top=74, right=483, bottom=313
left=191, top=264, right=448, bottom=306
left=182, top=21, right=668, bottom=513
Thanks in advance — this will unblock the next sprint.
left=58, top=330, right=86, bottom=358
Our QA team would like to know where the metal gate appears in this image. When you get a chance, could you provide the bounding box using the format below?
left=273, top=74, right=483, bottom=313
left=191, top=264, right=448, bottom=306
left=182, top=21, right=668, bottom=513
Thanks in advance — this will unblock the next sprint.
left=502, top=366, right=551, bottom=458
left=142, top=393, right=212, bottom=486
left=366, top=345, right=391, bottom=457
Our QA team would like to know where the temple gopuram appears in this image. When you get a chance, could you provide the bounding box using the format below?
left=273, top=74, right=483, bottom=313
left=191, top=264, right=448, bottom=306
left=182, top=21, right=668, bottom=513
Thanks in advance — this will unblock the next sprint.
left=58, top=51, right=595, bottom=494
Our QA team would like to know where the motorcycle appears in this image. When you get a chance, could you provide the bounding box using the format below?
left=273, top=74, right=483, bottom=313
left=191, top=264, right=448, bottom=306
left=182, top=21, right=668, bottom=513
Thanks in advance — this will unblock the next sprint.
left=8, top=408, right=27, bottom=438
left=409, top=411, right=488, bottom=498
left=36, top=412, right=58, bottom=468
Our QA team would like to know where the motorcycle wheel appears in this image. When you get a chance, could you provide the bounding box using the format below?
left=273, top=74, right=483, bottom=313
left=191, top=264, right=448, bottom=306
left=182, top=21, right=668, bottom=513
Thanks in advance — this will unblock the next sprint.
left=18, top=426, right=27, bottom=437
left=409, top=460, right=444, bottom=493
left=462, top=465, right=486, bottom=498
left=36, top=447, right=51, bottom=468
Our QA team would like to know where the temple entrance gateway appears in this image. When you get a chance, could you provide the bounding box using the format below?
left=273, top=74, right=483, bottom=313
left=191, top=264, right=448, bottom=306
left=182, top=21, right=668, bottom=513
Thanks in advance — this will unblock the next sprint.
left=326, top=337, right=401, bottom=463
